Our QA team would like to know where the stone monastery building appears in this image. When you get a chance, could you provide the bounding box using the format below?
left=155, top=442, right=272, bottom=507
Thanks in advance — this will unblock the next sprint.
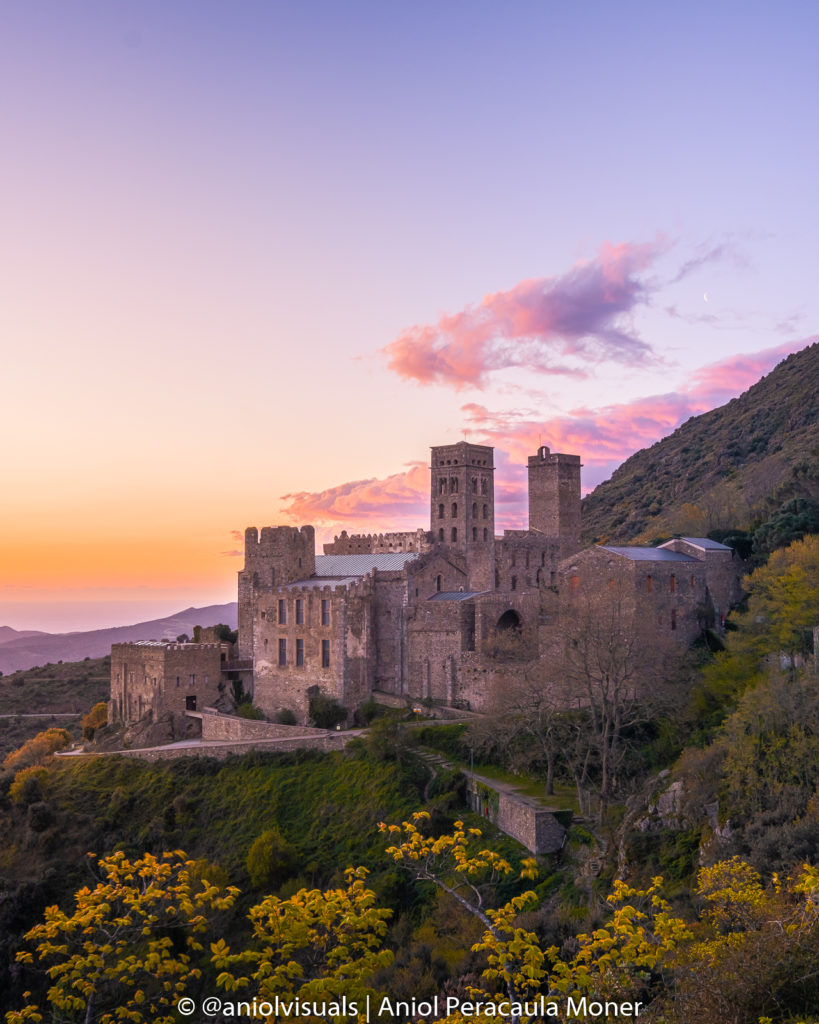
left=230, top=441, right=742, bottom=723
left=111, top=441, right=743, bottom=726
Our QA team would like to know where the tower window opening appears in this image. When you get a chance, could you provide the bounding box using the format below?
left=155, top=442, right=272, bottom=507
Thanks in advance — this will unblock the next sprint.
left=472, top=527, right=477, bottom=541
left=452, top=502, right=458, bottom=517
left=451, top=527, right=458, bottom=542
left=438, top=528, right=444, bottom=542
left=436, top=574, right=442, bottom=592
left=438, top=503, right=444, bottom=519
left=482, top=504, right=487, bottom=518
left=472, top=502, right=478, bottom=518
left=483, top=528, right=488, bottom=541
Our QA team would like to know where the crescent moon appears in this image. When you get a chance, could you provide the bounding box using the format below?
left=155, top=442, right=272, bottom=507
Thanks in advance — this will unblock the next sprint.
left=703, top=292, right=709, bottom=303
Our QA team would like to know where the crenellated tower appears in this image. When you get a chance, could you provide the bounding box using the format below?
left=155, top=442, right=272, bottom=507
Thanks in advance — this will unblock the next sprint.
left=237, top=525, right=315, bottom=658
left=430, top=441, right=495, bottom=591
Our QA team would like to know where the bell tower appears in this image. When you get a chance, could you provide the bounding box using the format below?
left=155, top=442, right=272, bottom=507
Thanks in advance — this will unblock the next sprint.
left=430, top=441, right=494, bottom=591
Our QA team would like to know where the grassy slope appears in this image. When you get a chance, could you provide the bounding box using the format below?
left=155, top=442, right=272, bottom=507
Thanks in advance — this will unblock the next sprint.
left=581, top=342, right=819, bottom=544
left=0, top=656, right=110, bottom=760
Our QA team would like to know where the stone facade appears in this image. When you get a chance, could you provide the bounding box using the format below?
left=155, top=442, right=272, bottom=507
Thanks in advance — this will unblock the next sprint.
left=232, top=440, right=745, bottom=723
left=109, top=641, right=231, bottom=724
left=114, top=440, right=746, bottom=727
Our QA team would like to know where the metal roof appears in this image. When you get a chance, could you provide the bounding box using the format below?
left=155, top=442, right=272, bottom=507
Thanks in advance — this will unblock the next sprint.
left=599, top=546, right=696, bottom=562
left=427, top=591, right=485, bottom=602
left=314, top=552, right=420, bottom=576
left=677, top=537, right=732, bottom=550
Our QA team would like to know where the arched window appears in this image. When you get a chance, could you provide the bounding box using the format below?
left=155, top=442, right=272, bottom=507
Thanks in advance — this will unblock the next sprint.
left=451, top=527, right=458, bottom=542
left=472, top=502, right=478, bottom=518
left=436, top=574, right=442, bottom=592
left=452, top=502, right=458, bottom=517
left=511, top=576, right=517, bottom=591
left=483, top=528, right=488, bottom=541
left=438, top=528, right=444, bottom=542
left=451, top=477, right=459, bottom=493
left=482, top=504, right=487, bottom=519
left=481, top=479, right=487, bottom=495
left=438, top=503, right=444, bottom=518
left=497, top=609, right=521, bottom=631
left=472, top=527, right=477, bottom=541
left=439, top=478, right=447, bottom=494
left=471, top=477, right=478, bottom=493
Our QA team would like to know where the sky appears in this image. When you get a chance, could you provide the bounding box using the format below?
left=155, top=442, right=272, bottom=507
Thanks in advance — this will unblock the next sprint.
left=1, top=0, right=817, bottom=632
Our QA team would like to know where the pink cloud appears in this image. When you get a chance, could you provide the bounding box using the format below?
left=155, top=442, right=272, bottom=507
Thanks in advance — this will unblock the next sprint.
left=463, top=338, right=814, bottom=492
left=279, top=339, right=814, bottom=536
left=381, top=240, right=663, bottom=389
left=281, top=463, right=429, bottom=527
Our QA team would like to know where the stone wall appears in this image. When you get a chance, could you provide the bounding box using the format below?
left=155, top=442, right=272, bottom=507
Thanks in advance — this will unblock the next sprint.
left=527, top=446, right=582, bottom=557
left=191, top=710, right=332, bottom=742
left=465, top=776, right=567, bottom=854
left=110, top=642, right=228, bottom=725
left=324, top=529, right=431, bottom=554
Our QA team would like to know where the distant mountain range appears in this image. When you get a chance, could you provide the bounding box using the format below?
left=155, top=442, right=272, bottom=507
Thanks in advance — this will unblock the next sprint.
left=582, top=342, right=819, bottom=544
left=0, top=603, right=238, bottom=675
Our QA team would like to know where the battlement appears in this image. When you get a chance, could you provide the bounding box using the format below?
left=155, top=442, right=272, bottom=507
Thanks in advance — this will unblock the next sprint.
left=527, top=445, right=582, bottom=469
left=323, top=528, right=431, bottom=555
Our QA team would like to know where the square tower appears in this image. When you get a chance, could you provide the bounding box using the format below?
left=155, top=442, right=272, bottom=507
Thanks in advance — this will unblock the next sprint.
left=527, top=445, right=581, bottom=557
left=430, top=442, right=495, bottom=591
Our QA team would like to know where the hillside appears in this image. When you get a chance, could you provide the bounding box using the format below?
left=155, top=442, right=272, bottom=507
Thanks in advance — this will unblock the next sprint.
left=0, top=603, right=238, bottom=675
left=581, top=342, right=819, bottom=544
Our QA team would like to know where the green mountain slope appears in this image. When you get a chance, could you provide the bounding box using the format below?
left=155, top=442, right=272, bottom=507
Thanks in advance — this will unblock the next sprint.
left=581, top=342, right=819, bottom=544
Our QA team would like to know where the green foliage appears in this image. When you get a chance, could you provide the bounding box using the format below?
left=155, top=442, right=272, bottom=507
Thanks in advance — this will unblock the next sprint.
left=308, top=693, right=347, bottom=730
left=245, top=827, right=298, bottom=890
left=274, top=707, right=297, bottom=725
left=235, top=702, right=265, bottom=720
left=753, top=497, right=819, bottom=556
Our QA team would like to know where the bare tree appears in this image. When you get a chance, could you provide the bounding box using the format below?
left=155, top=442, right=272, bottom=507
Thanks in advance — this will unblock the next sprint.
left=558, top=571, right=678, bottom=822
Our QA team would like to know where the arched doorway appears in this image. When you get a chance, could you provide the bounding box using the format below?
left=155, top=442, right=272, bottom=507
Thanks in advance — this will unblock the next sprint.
left=496, top=609, right=522, bottom=631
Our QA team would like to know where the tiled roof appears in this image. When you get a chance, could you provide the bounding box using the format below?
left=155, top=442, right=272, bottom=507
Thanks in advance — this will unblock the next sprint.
left=599, top=546, right=696, bottom=562
left=314, top=552, right=420, bottom=576
left=427, top=591, right=485, bottom=602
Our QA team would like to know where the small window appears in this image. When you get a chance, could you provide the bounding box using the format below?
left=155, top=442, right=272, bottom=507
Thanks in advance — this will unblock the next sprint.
left=436, top=574, right=442, bottom=592
left=511, top=550, right=516, bottom=567
left=321, top=598, right=330, bottom=626
left=296, top=598, right=304, bottom=624
left=669, top=575, right=676, bottom=593
left=472, top=477, right=478, bottom=492
left=646, top=576, right=653, bottom=594
left=472, top=502, right=478, bottom=518
left=494, top=569, right=500, bottom=588
left=451, top=527, right=457, bottom=542
left=278, top=599, right=287, bottom=625
left=690, top=575, right=696, bottom=589
left=481, top=479, right=487, bottom=495
left=278, top=638, right=287, bottom=666
left=483, top=527, right=488, bottom=541
left=188, top=673, right=196, bottom=687
left=321, top=639, right=330, bottom=668
left=438, top=528, right=444, bottom=542
left=671, top=608, right=677, bottom=630
left=472, top=527, right=478, bottom=541
left=482, top=504, right=487, bottom=519
left=439, top=478, right=447, bottom=494
left=452, top=502, right=458, bottom=517
left=511, top=576, right=517, bottom=591
left=438, top=503, right=444, bottom=519
left=296, top=638, right=304, bottom=666
left=175, top=676, right=180, bottom=688
left=450, top=477, right=458, bottom=493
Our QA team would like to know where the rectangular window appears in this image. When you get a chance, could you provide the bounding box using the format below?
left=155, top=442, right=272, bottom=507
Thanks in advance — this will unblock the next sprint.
left=670, top=574, right=676, bottom=593
left=188, top=674, right=196, bottom=687
left=295, top=598, right=304, bottom=624
left=646, top=575, right=653, bottom=593
left=321, top=639, right=330, bottom=668
left=278, top=638, right=287, bottom=666
left=176, top=676, right=180, bottom=688
left=278, top=599, right=287, bottom=625
left=296, top=638, right=304, bottom=666
left=321, top=599, right=330, bottom=626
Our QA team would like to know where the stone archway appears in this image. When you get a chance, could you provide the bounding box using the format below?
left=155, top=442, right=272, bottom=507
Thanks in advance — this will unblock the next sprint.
left=496, top=609, right=522, bottom=631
